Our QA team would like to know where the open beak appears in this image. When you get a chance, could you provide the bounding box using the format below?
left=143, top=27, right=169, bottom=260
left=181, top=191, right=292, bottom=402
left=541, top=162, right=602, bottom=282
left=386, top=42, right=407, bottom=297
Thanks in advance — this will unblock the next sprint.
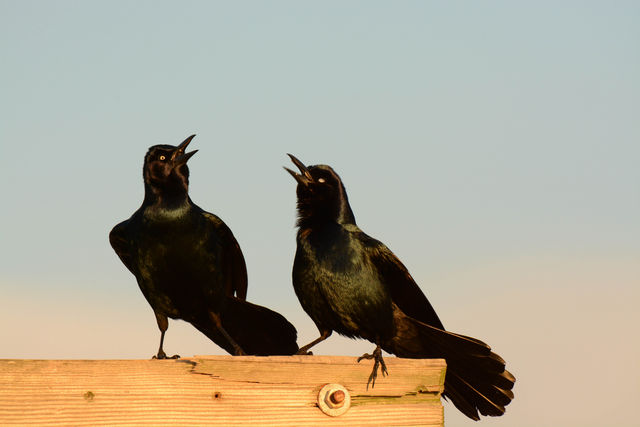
left=284, top=153, right=313, bottom=186
left=173, top=134, right=198, bottom=165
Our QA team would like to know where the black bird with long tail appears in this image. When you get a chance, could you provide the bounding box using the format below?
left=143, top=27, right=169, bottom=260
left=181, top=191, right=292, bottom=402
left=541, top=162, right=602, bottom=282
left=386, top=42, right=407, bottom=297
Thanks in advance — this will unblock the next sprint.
left=285, top=154, right=514, bottom=421
left=109, top=135, right=298, bottom=358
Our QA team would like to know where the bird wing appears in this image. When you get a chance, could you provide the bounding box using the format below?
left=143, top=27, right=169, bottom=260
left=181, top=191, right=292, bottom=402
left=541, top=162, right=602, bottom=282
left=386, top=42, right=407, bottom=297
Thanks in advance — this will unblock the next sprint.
left=201, top=212, right=248, bottom=300
left=109, top=219, right=138, bottom=275
left=359, top=231, right=445, bottom=330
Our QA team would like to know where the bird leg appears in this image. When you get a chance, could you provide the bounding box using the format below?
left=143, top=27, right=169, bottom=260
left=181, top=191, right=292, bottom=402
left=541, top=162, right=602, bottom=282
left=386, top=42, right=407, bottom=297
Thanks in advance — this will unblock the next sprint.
left=209, top=312, right=246, bottom=356
left=357, top=344, right=388, bottom=389
left=152, top=311, right=179, bottom=359
left=296, top=329, right=332, bottom=355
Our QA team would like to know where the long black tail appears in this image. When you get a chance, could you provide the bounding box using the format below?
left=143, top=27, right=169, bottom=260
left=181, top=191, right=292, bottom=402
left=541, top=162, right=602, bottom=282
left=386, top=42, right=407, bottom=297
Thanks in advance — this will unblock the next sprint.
left=386, top=311, right=515, bottom=421
left=191, top=296, right=298, bottom=356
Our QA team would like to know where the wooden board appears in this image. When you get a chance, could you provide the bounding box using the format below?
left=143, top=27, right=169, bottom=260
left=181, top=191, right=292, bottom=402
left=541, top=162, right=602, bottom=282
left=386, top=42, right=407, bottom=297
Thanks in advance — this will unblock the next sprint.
left=0, top=355, right=446, bottom=426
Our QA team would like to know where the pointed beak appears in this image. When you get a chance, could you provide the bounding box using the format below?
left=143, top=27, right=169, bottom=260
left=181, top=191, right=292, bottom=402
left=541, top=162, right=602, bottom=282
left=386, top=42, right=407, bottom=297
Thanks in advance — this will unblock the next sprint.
left=177, top=134, right=196, bottom=152
left=284, top=153, right=313, bottom=186
left=173, top=134, right=198, bottom=165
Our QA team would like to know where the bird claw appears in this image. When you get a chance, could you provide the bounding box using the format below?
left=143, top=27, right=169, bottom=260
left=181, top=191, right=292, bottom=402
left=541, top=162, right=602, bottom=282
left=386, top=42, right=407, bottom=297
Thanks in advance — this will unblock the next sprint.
left=152, top=352, right=180, bottom=360
left=357, top=346, right=388, bottom=390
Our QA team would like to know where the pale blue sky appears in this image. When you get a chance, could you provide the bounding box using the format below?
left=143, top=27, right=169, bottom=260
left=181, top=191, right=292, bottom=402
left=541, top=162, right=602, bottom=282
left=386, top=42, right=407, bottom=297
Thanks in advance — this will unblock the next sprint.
left=1, top=2, right=639, bottom=426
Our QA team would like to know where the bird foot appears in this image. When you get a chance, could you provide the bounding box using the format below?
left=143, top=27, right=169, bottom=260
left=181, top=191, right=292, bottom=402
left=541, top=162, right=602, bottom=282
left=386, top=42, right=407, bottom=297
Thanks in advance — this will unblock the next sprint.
left=152, top=351, right=180, bottom=360
left=357, top=346, right=388, bottom=390
left=295, top=342, right=315, bottom=355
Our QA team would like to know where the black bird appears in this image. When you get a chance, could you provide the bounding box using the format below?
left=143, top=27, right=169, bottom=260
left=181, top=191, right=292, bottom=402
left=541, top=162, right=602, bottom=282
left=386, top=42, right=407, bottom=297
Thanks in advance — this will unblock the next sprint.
left=285, top=154, right=515, bottom=421
left=109, top=135, right=298, bottom=358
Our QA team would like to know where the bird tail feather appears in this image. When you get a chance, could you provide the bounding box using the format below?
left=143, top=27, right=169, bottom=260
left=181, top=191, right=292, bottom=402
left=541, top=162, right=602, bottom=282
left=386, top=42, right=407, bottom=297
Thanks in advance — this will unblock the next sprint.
left=386, top=310, right=515, bottom=421
left=191, top=297, right=298, bottom=356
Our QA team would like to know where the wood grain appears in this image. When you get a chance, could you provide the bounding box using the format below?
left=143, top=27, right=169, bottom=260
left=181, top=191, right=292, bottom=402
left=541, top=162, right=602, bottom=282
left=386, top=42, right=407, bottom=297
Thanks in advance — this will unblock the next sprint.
left=0, top=355, right=446, bottom=426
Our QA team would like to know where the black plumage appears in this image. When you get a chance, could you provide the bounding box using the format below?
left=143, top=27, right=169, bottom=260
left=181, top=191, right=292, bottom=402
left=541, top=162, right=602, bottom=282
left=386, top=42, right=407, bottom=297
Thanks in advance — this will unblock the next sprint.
left=109, top=135, right=298, bottom=358
left=285, top=154, right=514, bottom=421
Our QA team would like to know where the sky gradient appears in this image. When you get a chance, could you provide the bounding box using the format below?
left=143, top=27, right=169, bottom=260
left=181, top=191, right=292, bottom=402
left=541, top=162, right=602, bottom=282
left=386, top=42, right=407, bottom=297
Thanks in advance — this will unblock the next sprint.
left=1, top=2, right=639, bottom=426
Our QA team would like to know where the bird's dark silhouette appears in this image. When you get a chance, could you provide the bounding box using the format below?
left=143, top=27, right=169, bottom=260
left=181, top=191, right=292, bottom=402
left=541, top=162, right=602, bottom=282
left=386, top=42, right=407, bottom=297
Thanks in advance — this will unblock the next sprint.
left=109, top=135, right=298, bottom=358
left=285, top=154, right=515, bottom=421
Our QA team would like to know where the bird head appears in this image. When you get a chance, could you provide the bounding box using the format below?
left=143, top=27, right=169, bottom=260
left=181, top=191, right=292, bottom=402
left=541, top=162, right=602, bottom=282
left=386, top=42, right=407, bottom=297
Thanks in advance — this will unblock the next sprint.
left=143, top=134, right=198, bottom=191
left=284, top=154, right=356, bottom=226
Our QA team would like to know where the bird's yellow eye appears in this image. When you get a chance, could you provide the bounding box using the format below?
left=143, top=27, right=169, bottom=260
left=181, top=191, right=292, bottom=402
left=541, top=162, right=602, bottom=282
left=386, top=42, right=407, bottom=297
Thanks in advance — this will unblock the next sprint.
left=159, top=155, right=166, bottom=161
left=318, top=178, right=326, bottom=183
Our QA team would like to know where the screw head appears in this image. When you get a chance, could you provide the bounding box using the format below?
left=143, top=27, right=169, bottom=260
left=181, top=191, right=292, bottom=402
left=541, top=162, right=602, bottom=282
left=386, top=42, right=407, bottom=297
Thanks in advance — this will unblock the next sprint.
left=318, top=383, right=351, bottom=416
left=329, top=390, right=345, bottom=406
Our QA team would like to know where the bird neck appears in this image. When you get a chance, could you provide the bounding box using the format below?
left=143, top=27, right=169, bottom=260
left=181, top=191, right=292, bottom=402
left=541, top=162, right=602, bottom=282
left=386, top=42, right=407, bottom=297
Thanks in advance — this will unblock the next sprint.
left=143, top=181, right=191, bottom=215
left=297, top=199, right=356, bottom=229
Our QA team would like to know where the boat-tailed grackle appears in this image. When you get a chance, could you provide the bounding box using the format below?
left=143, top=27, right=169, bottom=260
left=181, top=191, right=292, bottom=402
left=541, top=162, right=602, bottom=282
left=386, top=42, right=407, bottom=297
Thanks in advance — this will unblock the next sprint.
left=109, top=135, right=298, bottom=358
left=285, top=154, right=514, bottom=421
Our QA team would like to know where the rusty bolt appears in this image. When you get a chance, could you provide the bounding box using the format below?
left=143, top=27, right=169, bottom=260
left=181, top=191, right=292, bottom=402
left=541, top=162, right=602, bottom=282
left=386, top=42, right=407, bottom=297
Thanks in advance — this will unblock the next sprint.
left=329, top=390, right=345, bottom=407
left=318, top=383, right=351, bottom=416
